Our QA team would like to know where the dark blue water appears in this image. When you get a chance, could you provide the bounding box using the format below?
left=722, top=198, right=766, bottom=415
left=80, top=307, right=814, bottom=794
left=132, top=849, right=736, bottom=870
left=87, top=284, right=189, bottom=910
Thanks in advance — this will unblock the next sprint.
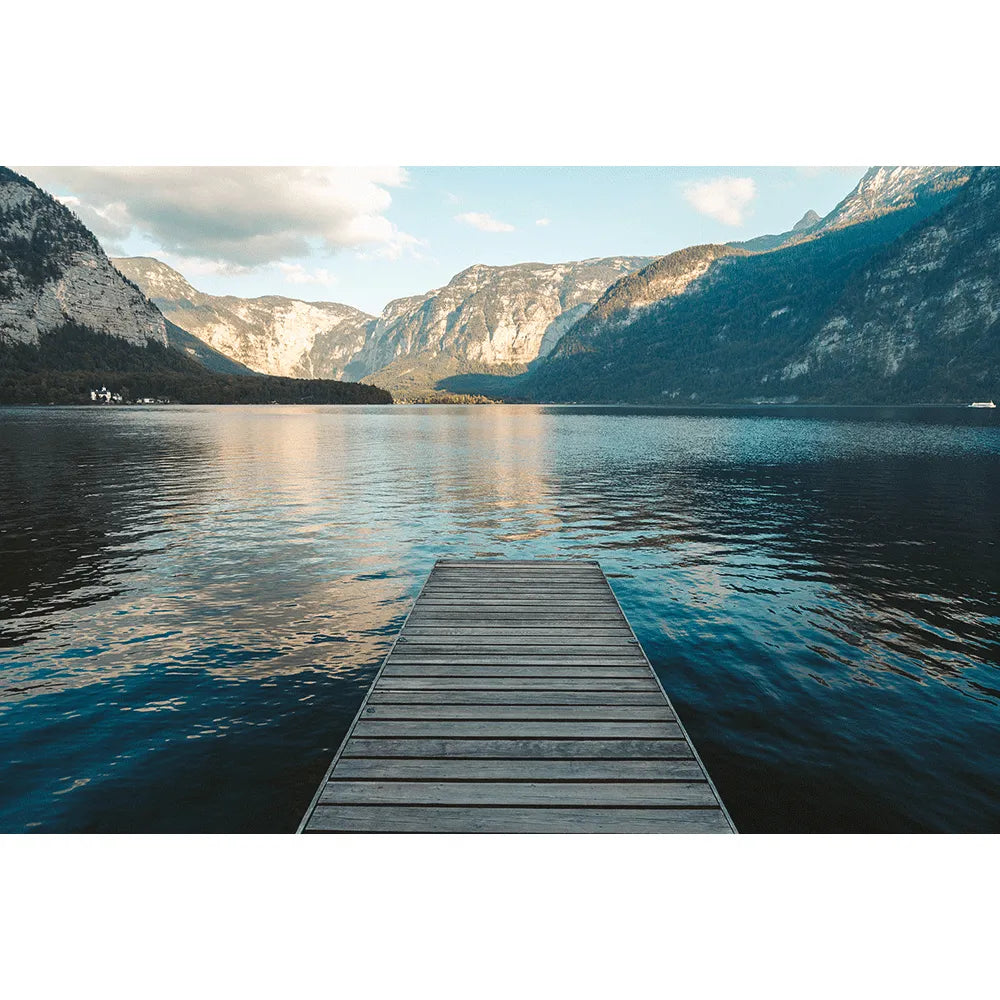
left=1, top=404, right=998, bottom=832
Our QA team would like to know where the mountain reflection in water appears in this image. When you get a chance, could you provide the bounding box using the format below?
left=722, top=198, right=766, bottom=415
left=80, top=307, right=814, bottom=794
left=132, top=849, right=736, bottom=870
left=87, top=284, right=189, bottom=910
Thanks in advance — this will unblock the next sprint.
left=1, top=404, right=998, bottom=832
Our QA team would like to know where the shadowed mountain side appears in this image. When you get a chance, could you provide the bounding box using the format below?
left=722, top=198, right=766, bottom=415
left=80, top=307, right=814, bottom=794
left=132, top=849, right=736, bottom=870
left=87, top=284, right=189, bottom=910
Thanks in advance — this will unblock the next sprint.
left=515, top=183, right=989, bottom=404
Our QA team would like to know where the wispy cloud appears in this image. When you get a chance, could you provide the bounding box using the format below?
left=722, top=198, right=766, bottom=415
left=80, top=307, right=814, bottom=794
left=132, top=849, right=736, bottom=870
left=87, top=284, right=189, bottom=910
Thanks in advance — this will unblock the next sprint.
left=275, top=262, right=336, bottom=285
left=683, top=176, right=757, bottom=226
left=535, top=217, right=551, bottom=227
left=24, top=166, right=418, bottom=267
left=455, top=211, right=515, bottom=233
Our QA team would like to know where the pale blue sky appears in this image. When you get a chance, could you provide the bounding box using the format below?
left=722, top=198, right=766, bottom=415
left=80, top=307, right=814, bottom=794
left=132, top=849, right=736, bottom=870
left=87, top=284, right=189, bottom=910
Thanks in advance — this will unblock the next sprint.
left=27, top=166, right=866, bottom=315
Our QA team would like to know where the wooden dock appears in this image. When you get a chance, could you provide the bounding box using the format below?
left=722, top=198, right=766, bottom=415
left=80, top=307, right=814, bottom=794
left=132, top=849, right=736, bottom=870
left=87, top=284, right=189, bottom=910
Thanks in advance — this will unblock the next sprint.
left=299, top=559, right=734, bottom=833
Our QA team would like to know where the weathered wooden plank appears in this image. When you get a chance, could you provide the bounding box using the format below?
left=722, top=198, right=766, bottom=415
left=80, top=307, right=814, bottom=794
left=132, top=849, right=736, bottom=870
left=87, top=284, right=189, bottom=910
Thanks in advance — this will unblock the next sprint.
left=377, top=677, right=663, bottom=691
left=368, top=690, right=668, bottom=705
left=415, top=594, right=617, bottom=601
left=418, top=602, right=616, bottom=608
left=393, top=646, right=645, bottom=667
left=435, top=560, right=598, bottom=566
left=424, top=583, right=610, bottom=589
left=394, top=648, right=642, bottom=659
left=381, top=664, right=652, bottom=677
left=402, top=627, right=633, bottom=637
left=358, top=704, right=675, bottom=721
left=410, top=610, right=621, bottom=617
left=391, top=651, right=643, bottom=660
left=321, top=780, right=716, bottom=808
left=351, top=720, right=683, bottom=739
left=341, top=738, right=693, bottom=759
left=406, top=616, right=626, bottom=625
left=416, top=594, right=617, bottom=601
left=427, top=580, right=606, bottom=585
left=306, top=805, right=731, bottom=834
left=330, top=758, right=705, bottom=781
left=398, top=635, right=638, bottom=647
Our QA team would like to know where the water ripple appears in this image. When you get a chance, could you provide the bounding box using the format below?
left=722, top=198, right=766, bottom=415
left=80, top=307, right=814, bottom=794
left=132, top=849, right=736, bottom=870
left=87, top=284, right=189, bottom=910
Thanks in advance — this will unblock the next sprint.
left=1, top=403, right=999, bottom=832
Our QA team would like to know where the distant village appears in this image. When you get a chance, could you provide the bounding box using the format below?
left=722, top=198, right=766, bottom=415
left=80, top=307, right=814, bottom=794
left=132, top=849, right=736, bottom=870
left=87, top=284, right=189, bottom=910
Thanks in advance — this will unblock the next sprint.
left=89, top=386, right=170, bottom=405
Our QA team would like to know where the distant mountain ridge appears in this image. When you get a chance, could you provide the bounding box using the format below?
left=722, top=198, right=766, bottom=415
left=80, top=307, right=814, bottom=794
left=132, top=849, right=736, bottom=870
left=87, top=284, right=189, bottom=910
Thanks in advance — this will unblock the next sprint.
left=793, top=210, right=821, bottom=231
left=0, top=167, right=389, bottom=405
left=348, top=257, right=655, bottom=388
left=735, top=166, right=972, bottom=253
left=116, top=254, right=656, bottom=397
left=111, top=257, right=375, bottom=379
left=10, top=163, right=993, bottom=407
left=817, top=166, right=971, bottom=232
left=780, top=166, right=1000, bottom=399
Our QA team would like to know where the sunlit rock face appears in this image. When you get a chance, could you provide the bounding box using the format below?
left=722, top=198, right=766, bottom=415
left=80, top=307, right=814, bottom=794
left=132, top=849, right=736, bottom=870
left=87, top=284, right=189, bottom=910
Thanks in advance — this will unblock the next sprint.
left=0, top=168, right=167, bottom=346
left=548, top=244, right=746, bottom=354
left=735, top=166, right=972, bottom=254
left=782, top=166, right=1000, bottom=389
left=350, top=257, right=655, bottom=377
left=117, top=254, right=654, bottom=391
left=815, top=166, right=973, bottom=233
left=112, top=257, right=375, bottom=379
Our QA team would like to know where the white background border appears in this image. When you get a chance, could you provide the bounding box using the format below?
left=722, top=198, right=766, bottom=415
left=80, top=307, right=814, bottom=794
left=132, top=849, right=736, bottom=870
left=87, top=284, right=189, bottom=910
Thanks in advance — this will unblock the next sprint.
left=6, top=1, right=997, bottom=996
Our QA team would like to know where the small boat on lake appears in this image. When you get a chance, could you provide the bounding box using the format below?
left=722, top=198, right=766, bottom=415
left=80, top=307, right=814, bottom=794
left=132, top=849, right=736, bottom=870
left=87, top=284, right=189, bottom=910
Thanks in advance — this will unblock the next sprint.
left=968, top=401, right=996, bottom=408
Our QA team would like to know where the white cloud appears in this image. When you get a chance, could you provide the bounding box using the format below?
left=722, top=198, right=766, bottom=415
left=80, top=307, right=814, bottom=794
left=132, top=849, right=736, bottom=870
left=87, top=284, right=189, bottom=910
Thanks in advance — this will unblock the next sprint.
left=683, top=176, right=758, bottom=226
left=355, top=230, right=427, bottom=262
left=23, top=166, right=417, bottom=267
left=535, top=217, right=551, bottom=227
left=158, top=254, right=255, bottom=279
left=455, top=211, right=515, bottom=233
left=275, top=263, right=336, bottom=285
left=56, top=194, right=133, bottom=251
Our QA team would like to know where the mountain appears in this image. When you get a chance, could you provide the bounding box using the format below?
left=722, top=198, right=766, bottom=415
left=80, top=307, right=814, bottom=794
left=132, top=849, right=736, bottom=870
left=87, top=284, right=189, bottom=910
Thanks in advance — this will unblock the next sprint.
left=736, top=210, right=824, bottom=252
left=549, top=245, right=746, bottom=347
left=733, top=167, right=971, bottom=254
left=163, top=320, right=258, bottom=375
left=347, top=258, right=655, bottom=392
left=793, top=210, right=821, bottom=231
left=118, top=254, right=655, bottom=399
left=0, top=167, right=167, bottom=347
left=815, top=166, right=971, bottom=233
left=0, top=168, right=390, bottom=405
left=521, top=167, right=989, bottom=404
left=111, top=257, right=375, bottom=379
left=780, top=166, right=1000, bottom=401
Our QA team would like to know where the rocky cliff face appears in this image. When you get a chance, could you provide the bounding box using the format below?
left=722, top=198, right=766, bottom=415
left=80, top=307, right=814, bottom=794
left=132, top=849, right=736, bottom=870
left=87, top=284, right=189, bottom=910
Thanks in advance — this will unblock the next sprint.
left=527, top=168, right=994, bottom=404
left=553, top=245, right=746, bottom=353
left=815, top=166, right=972, bottom=233
left=117, top=254, right=653, bottom=394
left=0, top=168, right=167, bottom=347
left=111, top=257, right=375, bottom=378
left=735, top=166, right=970, bottom=254
left=781, top=166, right=1000, bottom=397
left=346, top=257, right=655, bottom=383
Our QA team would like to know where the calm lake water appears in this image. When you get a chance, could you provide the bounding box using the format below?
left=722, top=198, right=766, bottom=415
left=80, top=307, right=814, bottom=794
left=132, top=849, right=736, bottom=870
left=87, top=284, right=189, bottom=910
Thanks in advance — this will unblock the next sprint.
left=1, top=403, right=999, bottom=832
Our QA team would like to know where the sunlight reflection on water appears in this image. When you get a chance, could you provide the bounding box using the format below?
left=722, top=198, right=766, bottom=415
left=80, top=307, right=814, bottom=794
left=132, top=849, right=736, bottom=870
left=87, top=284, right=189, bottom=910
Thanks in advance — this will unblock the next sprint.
left=1, top=403, right=999, bottom=831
